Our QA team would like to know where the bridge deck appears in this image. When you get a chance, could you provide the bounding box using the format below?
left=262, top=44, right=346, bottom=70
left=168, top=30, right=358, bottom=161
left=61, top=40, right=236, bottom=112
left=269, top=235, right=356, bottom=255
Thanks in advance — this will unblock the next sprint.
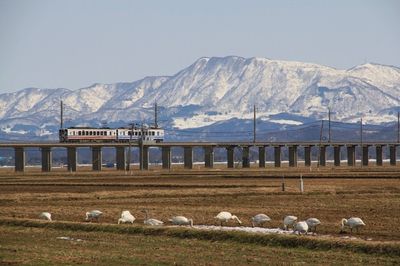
left=0, top=141, right=398, bottom=148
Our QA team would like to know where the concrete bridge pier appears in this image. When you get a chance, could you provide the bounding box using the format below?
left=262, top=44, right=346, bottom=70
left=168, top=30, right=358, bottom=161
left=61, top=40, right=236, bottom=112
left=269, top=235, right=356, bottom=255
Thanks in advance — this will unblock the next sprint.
left=375, top=145, right=383, bottom=166
left=184, top=147, right=193, bottom=169
left=362, top=145, right=370, bottom=166
left=304, top=146, right=311, bottom=167
left=390, top=145, right=397, bottom=166
left=319, top=145, right=326, bottom=166
left=162, top=146, right=171, bottom=169
left=258, top=146, right=266, bottom=168
left=204, top=146, right=214, bottom=168
left=116, top=147, right=126, bottom=171
left=274, top=146, right=281, bottom=167
left=288, top=145, right=298, bottom=167
left=242, top=146, right=250, bottom=168
left=227, top=146, right=235, bottom=168
left=41, top=147, right=52, bottom=172
left=92, top=147, right=102, bottom=171
left=347, top=145, right=356, bottom=166
left=14, top=147, right=25, bottom=172
left=67, top=147, right=77, bottom=172
left=140, top=146, right=149, bottom=170
left=334, top=145, right=341, bottom=166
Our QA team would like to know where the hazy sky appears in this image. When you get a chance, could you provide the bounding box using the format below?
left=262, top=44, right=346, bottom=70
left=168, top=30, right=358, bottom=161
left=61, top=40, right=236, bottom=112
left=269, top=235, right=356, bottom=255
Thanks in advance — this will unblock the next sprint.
left=0, top=0, right=399, bottom=93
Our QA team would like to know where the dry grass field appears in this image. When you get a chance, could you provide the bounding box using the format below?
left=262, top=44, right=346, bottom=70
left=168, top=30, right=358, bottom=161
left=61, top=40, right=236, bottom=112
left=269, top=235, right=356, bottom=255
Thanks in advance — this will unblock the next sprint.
left=0, top=166, right=400, bottom=265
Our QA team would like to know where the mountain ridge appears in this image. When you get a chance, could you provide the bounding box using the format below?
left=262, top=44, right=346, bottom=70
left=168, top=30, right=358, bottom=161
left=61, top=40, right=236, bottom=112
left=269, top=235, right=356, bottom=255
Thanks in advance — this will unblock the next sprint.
left=0, top=56, right=399, bottom=140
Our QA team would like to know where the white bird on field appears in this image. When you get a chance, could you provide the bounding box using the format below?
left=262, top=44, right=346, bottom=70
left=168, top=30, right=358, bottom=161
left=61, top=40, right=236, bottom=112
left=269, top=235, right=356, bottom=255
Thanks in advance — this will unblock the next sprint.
left=283, top=215, right=297, bottom=230
left=85, top=210, right=103, bottom=222
left=306, top=218, right=321, bottom=234
left=341, top=217, right=365, bottom=234
left=214, top=211, right=242, bottom=226
left=142, top=210, right=163, bottom=226
left=118, top=210, right=135, bottom=224
left=293, top=221, right=309, bottom=235
left=39, top=212, right=52, bottom=221
left=251, top=214, right=271, bottom=227
left=169, top=216, right=193, bottom=227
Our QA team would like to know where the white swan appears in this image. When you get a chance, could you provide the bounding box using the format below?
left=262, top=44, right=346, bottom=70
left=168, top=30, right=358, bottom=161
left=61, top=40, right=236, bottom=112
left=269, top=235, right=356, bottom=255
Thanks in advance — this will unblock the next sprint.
left=169, top=216, right=193, bottom=227
left=214, top=211, right=242, bottom=226
left=293, top=221, right=309, bottom=235
left=283, top=215, right=297, bottom=230
left=306, top=218, right=321, bottom=234
left=85, top=210, right=103, bottom=222
left=341, top=217, right=365, bottom=233
left=142, top=210, right=163, bottom=226
left=39, top=212, right=52, bottom=221
left=251, top=214, right=271, bottom=227
left=118, top=210, right=135, bottom=224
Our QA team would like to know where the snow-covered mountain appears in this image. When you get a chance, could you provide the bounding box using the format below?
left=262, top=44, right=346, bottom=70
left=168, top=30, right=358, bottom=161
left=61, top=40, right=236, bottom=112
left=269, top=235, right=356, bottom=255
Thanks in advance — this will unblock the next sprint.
left=0, top=56, right=399, bottom=140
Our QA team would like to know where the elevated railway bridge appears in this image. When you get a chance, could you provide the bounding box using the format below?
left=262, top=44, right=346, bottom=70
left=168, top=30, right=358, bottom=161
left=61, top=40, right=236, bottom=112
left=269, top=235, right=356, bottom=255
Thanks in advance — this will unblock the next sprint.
left=0, top=141, right=398, bottom=172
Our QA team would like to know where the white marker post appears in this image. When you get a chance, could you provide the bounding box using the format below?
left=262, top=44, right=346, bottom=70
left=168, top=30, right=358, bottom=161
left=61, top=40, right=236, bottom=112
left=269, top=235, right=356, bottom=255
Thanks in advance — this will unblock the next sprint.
left=300, top=174, right=304, bottom=193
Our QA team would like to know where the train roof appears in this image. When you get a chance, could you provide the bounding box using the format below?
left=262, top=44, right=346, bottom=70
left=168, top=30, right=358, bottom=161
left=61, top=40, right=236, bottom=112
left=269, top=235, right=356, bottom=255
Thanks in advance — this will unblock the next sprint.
left=63, top=126, right=163, bottom=130
left=64, top=127, right=112, bottom=129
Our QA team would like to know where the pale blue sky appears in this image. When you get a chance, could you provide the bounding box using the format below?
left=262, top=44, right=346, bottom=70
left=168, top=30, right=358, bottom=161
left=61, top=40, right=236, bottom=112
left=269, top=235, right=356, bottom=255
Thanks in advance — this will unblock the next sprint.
left=0, top=0, right=399, bottom=93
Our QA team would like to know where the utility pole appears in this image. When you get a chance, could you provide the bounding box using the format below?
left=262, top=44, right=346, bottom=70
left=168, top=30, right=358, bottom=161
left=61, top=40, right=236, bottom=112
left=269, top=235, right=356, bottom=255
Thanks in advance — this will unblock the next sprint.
left=328, top=108, right=331, bottom=143
left=154, top=102, right=158, bottom=128
left=139, top=123, right=144, bottom=170
left=126, top=123, right=134, bottom=173
left=317, top=120, right=324, bottom=168
left=398, top=111, right=399, bottom=143
left=360, top=117, right=363, bottom=168
left=360, top=117, right=363, bottom=146
left=253, top=104, right=256, bottom=143
left=60, top=100, right=64, bottom=129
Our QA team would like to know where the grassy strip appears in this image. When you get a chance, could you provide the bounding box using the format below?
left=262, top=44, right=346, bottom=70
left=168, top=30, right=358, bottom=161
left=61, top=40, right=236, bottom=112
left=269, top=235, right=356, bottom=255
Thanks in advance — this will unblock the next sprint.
left=1, top=218, right=399, bottom=257
left=0, top=183, right=279, bottom=188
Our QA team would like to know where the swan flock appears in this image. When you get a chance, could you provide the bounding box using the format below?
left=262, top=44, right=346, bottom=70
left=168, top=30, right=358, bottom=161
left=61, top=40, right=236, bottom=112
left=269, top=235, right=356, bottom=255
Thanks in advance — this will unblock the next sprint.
left=36, top=210, right=366, bottom=235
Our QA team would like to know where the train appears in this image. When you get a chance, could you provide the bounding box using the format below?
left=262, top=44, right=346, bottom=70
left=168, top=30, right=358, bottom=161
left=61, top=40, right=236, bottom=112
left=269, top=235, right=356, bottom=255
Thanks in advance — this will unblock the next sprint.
left=59, top=126, right=164, bottom=143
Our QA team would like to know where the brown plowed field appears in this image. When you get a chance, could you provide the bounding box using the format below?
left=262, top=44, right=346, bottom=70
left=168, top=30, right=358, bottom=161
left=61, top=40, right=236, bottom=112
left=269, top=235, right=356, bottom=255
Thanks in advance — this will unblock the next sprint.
left=1, top=167, right=399, bottom=241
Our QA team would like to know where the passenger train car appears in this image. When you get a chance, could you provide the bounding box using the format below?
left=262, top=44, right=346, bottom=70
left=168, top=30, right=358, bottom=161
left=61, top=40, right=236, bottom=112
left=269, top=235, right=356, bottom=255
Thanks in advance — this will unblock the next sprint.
left=59, top=126, right=164, bottom=143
